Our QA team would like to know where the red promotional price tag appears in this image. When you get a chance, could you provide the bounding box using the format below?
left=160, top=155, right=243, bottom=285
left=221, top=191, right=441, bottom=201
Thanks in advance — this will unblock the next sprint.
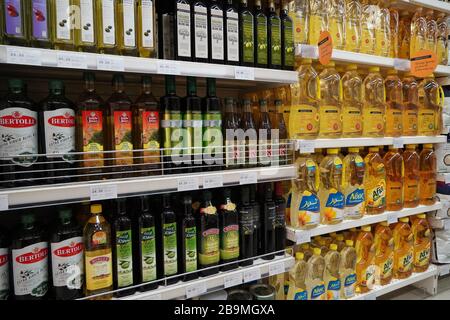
left=318, top=31, right=333, bottom=65
left=410, top=50, right=438, bottom=78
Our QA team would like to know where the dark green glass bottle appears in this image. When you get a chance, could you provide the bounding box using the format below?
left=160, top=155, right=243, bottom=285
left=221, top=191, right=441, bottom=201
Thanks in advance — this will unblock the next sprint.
left=254, top=0, right=268, bottom=68
left=239, top=0, right=254, bottom=66
left=267, top=0, right=282, bottom=69
left=203, top=78, right=223, bottom=171
left=280, top=2, right=295, bottom=70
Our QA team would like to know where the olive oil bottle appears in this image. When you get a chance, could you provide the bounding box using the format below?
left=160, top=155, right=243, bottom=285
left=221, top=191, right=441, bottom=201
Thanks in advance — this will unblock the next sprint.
left=73, top=0, right=96, bottom=52
left=254, top=0, right=268, bottom=68
left=161, top=194, right=179, bottom=285
left=267, top=0, right=281, bottom=69
left=50, top=0, right=75, bottom=50
left=30, top=0, right=52, bottom=48
left=208, top=0, right=225, bottom=64
left=224, top=0, right=239, bottom=65
left=219, top=188, right=239, bottom=271
left=181, top=195, right=198, bottom=281
left=239, top=0, right=254, bottom=66
left=117, top=0, right=137, bottom=55
left=137, top=0, right=157, bottom=57
left=96, top=0, right=117, bottom=54
left=239, top=186, right=254, bottom=266
left=203, top=78, right=223, bottom=171
left=174, top=0, right=192, bottom=61
left=192, top=0, right=209, bottom=63
left=262, top=183, right=276, bottom=260
left=280, top=2, right=294, bottom=70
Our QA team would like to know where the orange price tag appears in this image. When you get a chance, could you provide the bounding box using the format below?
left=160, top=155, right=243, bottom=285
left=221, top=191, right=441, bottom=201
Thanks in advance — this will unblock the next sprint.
left=318, top=31, right=333, bottom=65
left=410, top=50, right=437, bottom=78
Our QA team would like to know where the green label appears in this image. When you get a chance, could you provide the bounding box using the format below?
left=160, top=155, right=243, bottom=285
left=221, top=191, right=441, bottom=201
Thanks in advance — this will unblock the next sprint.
left=284, top=20, right=295, bottom=67
left=185, top=227, right=198, bottom=272
left=116, top=230, right=133, bottom=287
left=163, top=112, right=183, bottom=156
left=271, top=17, right=282, bottom=66
left=221, top=224, right=240, bottom=261
left=183, top=112, right=203, bottom=157
left=242, top=14, right=254, bottom=63
left=141, top=227, right=157, bottom=282
left=256, top=16, right=268, bottom=64
left=163, top=222, right=178, bottom=276
left=199, top=228, right=220, bottom=266
left=203, top=113, right=222, bottom=148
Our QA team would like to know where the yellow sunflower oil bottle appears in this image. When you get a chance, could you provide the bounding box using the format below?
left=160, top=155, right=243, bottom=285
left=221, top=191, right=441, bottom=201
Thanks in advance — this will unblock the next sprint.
left=343, top=147, right=365, bottom=219
left=393, top=217, right=414, bottom=279
left=319, top=149, right=345, bottom=225
left=345, top=0, right=362, bottom=52
left=373, top=222, right=394, bottom=285
left=436, top=13, right=448, bottom=65
left=339, top=240, right=357, bottom=299
left=385, top=69, right=403, bottom=137
left=324, top=244, right=341, bottom=300
left=364, top=147, right=386, bottom=215
left=389, top=7, right=399, bottom=58
left=286, top=252, right=308, bottom=300
left=374, top=0, right=390, bottom=57
left=418, top=75, right=439, bottom=136
left=318, top=62, right=342, bottom=138
left=402, top=73, right=419, bottom=136
left=96, top=0, right=117, bottom=54
left=50, top=0, right=75, bottom=50
left=327, top=0, right=345, bottom=50
left=137, top=0, right=157, bottom=57
left=403, top=145, right=420, bottom=208
left=289, top=59, right=320, bottom=139
left=332, top=234, right=346, bottom=252
left=424, top=10, right=437, bottom=53
left=116, top=0, right=137, bottom=56
left=398, top=10, right=411, bottom=59
left=419, top=144, right=436, bottom=206
left=355, top=226, right=374, bottom=293
left=288, top=0, right=309, bottom=47
left=305, top=248, right=326, bottom=300
left=308, top=0, right=326, bottom=45
left=362, top=67, right=386, bottom=137
left=342, top=64, right=363, bottom=137
left=410, top=7, right=426, bottom=58
left=412, top=214, right=432, bottom=273
left=360, top=0, right=376, bottom=55
left=312, top=148, right=324, bottom=165
left=73, top=0, right=96, bottom=52
left=384, top=146, right=404, bottom=211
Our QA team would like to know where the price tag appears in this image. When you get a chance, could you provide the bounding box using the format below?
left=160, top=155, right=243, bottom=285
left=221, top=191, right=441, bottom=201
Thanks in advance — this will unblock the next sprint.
left=177, top=177, right=199, bottom=192
left=364, top=292, right=377, bottom=300
left=294, top=44, right=302, bottom=56
left=157, top=60, right=181, bottom=75
left=57, top=52, right=88, bottom=69
left=393, top=138, right=404, bottom=149
left=203, top=175, right=223, bottom=189
left=298, top=140, right=315, bottom=154
left=224, top=273, right=243, bottom=288
left=239, top=172, right=258, bottom=185
left=6, top=47, right=42, bottom=66
left=90, top=184, right=118, bottom=201
left=387, top=212, right=398, bottom=225
left=440, top=264, right=450, bottom=276
left=410, top=50, right=438, bottom=78
left=269, top=261, right=285, bottom=276
left=136, top=293, right=162, bottom=301
left=235, top=67, right=255, bottom=80
left=97, top=55, right=125, bottom=71
left=243, top=267, right=261, bottom=283
left=444, top=174, right=450, bottom=184
left=296, top=230, right=311, bottom=244
left=186, top=281, right=207, bottom=299
left=318, top=31, right=333, bottom=65
left=0, top=195, right=8, bottom=211
left=393, top=58, right=410, bottom=71
left=299, top=45, right=317, bottom=58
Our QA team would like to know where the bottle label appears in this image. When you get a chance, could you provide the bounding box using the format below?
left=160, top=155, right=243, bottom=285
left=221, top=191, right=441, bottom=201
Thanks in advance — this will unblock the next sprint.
left=308, top=15, right=324, bottom=45
left=102, top=0, right=116, bottom=45
left=113, top=110, right=133, bottom=166
left=418, top=111, right=436, bottom=134
left=140, top=0, right=154, bottom=48
left=177, top=3, right=191, bottom=57
left=225, top=140, right=240, bottom=167
left=310, top=283, right=325, bottom=300
left=289, top=104, right=319, bottom=136
left=194, top=5, right=208, bottom=59
left=81, top=110, right=104, bottom=167
left=342, top=106, right=362, bottom=134
left=226, top=11, right=239, bottom=62
left=0, top=108, right=38, bottom=166
left=115, top=230, right=133, bottom=287
left=326, top=278, right=341, bottom=300
left=361, top=20, right=375, bottom=54
left=397, top=250, right=413, bottom=273
left=242, top=14, right=254, bottom=63
left=289, top=12, right=307, bottom=45
left=142, top=111, right=160, bottom=163
left=162, top=112, right=183, bottom=157
left=343, top=273, right=356, bottom=298
left=345, top=188, right=365, bottom=218
left=387, top=184, right=403, bottom=207
left=185, top=226, right=197, bottom=273
left=122, top=0, right=136, bottom=47
left=80, top=0, right=95, bottom=43
left=386, top=110, right=403, bottom=134
left=199, top=228, right=220, bottom=266
left=12, top=242, right=49, bottom=297
left=405, top=181, right=419, bottom=202
left=366, top=180, right=386, bottom=209
left=363, top=107, right=384, bottom=135
left=324, top=190, right=344, bottom=223
left=414, top=243, right=431, bottom=267
left=375, top=29, right=388, bottom=56
left=32, top=0, right=49, bottom=40
left=221, top=224, right=239, bottom=261
left=51, top=237, right=84, bottom=289
left=256, top=16, right=268, bottom=65
left=55, top=0, right=71, bottom=40
left=297, top=191, right=320, bottom=227
left=283, top=19, right=295, bottom=67
left=0, top=248, right=10, bottom=300
left=163, top=222, right=177, bottom=276
left=92, top=231, right=107, bottom=246
left=345, top=19, right=359, bottom=52
left=4, top=0, right=23, bottom=36
left=270, top=17, right=282, bottom=66
left=203, top=113, right=222, bottom=155
left=141, top=227, right=157, bottom=282
left=328, top=17, right=343, bottom=48
left=319, top=105, right=341, bottom=134
left=437, top=38, right=446, bottom=63
left=43, top=108, right=76, bottom=162
left=239, top=209, right=253, bottom=236
left=380, top=256, right=393, bottom=280
left=211, top=8, right=224, bottom=60
left=85, top=252, right=113, bottom=291
left=293, top=289, right=308, bottom=300
left=404, top=111, right=418, bottom=134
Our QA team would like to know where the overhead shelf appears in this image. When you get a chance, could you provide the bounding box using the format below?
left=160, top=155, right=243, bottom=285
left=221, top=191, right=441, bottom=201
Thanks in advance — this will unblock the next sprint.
left=286, top=203, right=442, bottom=244
left=0, top=165, right=296, bottom=211
left=394, top=0, right=450, bottom=14
left=0, top=45, right=298, bottom=84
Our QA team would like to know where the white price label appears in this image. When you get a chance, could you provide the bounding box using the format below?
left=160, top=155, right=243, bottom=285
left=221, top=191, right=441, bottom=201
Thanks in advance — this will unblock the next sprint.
left=157, top=60, right=181, bottom=75
left=364, top=292, right=377, bottom=300
left=269, top=261, right=285, bottom=276
left=444, top=219, right=450, bottom=230
left=177, top=177, right=199, bottom=192
left=387, top=212, right=398, bottom=225
left=90, top=184, right=118, bottom=201
left=243, top=267, right=261, bottom=283
left=186, top=281, right=207, bottom=299
left=294, top=44, right=302, bottom=56
left=97, top=55, right=125, bottom=71
left=299, top=45, right=318, bottom=58
left=235, top=67, right=255, bottom=80
left=393, top=58, right=410, bottom=71
left=440, top=264, right=450, bottom=276
left=224, top=273, right=243, bottom=288
left=203, top=175, right=223, bottom=189
left=393, top=138, right=404, bottom=149
left=57, top=52, right=88, bottom=69
left=298, top=140, right=315, bottom=154
left=135, top=293, right=162, bottom=300
left=444, top=174, right=450, bottom=184
left=0, top=194, right=8, bottom=211
left=6, top=47, right=42, bottom=66
left=239, top=172, right=258, bottom=185
left=296, top=230, right=311, bottom=244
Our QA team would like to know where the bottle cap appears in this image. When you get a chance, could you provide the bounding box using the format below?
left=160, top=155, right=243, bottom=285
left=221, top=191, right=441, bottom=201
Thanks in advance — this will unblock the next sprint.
left=369, top=147, right=379, bottom=152
left=387, top=69, right=398, bottom=75
left=21, top=214, right=35, bottom=225
left=301, top=58, right=312, bottom=64
left=336, top=234, right=344, bottom=241
left=350, top=228, right=357, bottom=232
left=296, top=252, right=304, bottom=260
left=406, top=144, right=417, bottom=149
left=362, top=226, right=371, bottom=232
left=112, top=73, right=125, bottom=84
left=330, top=232, right=337, bottom=238
left=313, top=248, right=321, bottom=255
left=328, top=148, right=339, bottom=155
left=91, top=204, right=102, bottom=214
left=347, top=64, right=358, bottom=71
left=326, top=61, right=336, bottom=67
left=259, top=99, right=267, bottom=107
left=183, top=195, right=192, bottom=205
left=345, top=240, right=354, bottom=247
left=142, top=76, right=152, bottom=85
left=368, top=66, right=380, bottom=73
left=49, top=80, right=64, bottom=91
left=301, top=243, right=310, bottom=249
left=403, top=72, right=414, bottom=78
left=225, top=97, right=234, bottom=105
left=380, top=221, right=389, bottom=227
left=318, top=238, right=326, bottom=245
left=58, top=208, right=72, bottom=220
left=417, top=214, right=426, bottom=219
left=223, top=188, right=232, bottom=198
left=388, top=145, right=398, bottom=150
left=329, top=244, right=338, bottom=251
left=348, top=147, right=359, bottom=153
left=400, top=217, right=409, bottom=223
left=424, top=144, right=433, bottom=149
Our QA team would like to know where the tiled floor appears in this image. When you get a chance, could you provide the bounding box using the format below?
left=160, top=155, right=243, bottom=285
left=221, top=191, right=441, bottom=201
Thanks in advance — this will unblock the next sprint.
left=380, top=276, right=450, bottom=300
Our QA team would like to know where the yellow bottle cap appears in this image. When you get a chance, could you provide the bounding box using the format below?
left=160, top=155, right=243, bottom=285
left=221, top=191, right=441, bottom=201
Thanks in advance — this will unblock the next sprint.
left=369, top=147, right=379, bottom=152
left=329, top=244, right=338, bottom=251
left=336, top=234, right=344, bottom=241
left=403, top=72, right=414, bottom=78
left=301, top=243, right=310, bottom=249
left=330, top=232, right=337, bottom=238
left=424, top=144, right=433, bottom=149
left=387, top=69, right=398, bottom=75
left=91, top=204, right=102, bottom=214
left=362, top=226, right=371, bottom=232
left=319, top=238, right=326, bottom=245
left=345, top=240, right=354, bottom=247
left=380, top=221, right=389, bottom=227
left=328, top=148, right=339, bottom=155
left=400, top=217, right=409, bottom=223
left=347, top=64, right=358, bottom=71
left=348, top=147, right=359, bottom=153
left=326, top=61, right=336, bottom=67
left=296, top=252, right=304, bottom=260
left=350, top=228, right=357, bottom=232
left=302, top=58, right=313, bottom=64
left=388, top=145, right=398, bottom=150
left=314, top=248, right=322, bottom=255
left=316, top=148, right=323, bottom=152
left=426, top=74, right=435, bottom=78
left=368, top=66, right=380, bottom=73
left=417, top=214, right=426, bottom=219
left=406, top=144, right=417, bottom=149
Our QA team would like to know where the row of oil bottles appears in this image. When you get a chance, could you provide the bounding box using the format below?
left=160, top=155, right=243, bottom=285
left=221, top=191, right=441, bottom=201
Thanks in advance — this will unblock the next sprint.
left=291, top=0, right=448, bottom=64
left=285, top=215, right=432, bottom=300
left=288, top=144, right=436, bottom=229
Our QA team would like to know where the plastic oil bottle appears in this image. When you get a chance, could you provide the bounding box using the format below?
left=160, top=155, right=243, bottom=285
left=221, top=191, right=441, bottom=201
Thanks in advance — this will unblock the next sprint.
left=308, top=0, right=327, bottom=45
left=305, top=248, right=326, bottom=300
left=410, top=7, right=426, bottom=57
left=398, top=11, right=411, bottom=60
left=288, top=0, right=309, bottom=46
left=324, top=244, right=341, bottom=300
left=385, top=69, right=403, bottom=137
left=289, top=59, right=320, bottom=139
left=383, top=146, right=404, bottom=211
left=339, top=239, right=357, bottom=299
left=319, top=149, right=345, bottom=225
left=424, top=10, right=437, bottom=53
left=345, top=0, right=362, bottom=52
left=342, top=147, right=365, bottom=219
left=362, top=67, right=386, bottom=137
left=418, top=75, right=439, bottom=136
left=403, top=145, right=420, bottom=208
left=355, top=226, right=375, bottom=293
left=364, top=147, right=386, bottom=214
left=298, top=243, right=313, bottom=262
left=73, top=0, right=97, bottom=52
left=412, top=214, right=432, bottom=273
left=96, top=0, right=118, bottom=54
left=318, top=62, right=342, bottom=138
left=402, top=73, right=419, bottom=136
left=327, top=0, right=345, bottom=50
left=419, top=144, right=437, bottom=206
left=389, top=8, right=399, bottom=58
left=342, top=64, right=363, bottom=137
left=333, top=234, right=346, bottom=252
left=393, top=217, right=414, bottom=279
left=436, top=13, right=448, bottom=65
left=374, top=0, right=390, bottom=57
left=287, top=252, right=308, bottom=300
left=373, top=222, right=394, bottom=285
left=360, top=0, right=376, bottom=55
left=50, top=0, right=75, bottom=50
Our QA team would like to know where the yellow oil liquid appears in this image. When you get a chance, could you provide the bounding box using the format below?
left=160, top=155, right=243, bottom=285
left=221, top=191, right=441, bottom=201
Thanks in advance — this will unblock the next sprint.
left=96, top=0, right=117, bottom=54
left=364, top=147, right=386, bottom=214
left=339, top=240, right=357, bottom=299
left=360, top=2, right=376, bottom=55
left=393, top=218, right=414, bottom=279
left=425, top=10, right=437, bottom=53
left=437, top=13, right=448, bottom=65
left=286, top=253, right=308, bottom=300
left=50, top=0, right=75, bottom=50
left=385, top=70, right=403, bottom=137
left=374, top=4, right=390, bottom=57
left=418, top=76, right=439, bottom=136
left=403, top=145, right=420, bottom=208
left=389, top=8, right=399, bottom=58
left=136, top=0, right=157, bottom=57
left=117, top=0, right=137, bottom=56
left=343, top=148, right=365, bottom=219
left=345, top=0, right=362, bottom=52
left=410, top=8, right=426, bottom=58
left=355, top=226, right=374, bottom=293
left=324, top=245, right=341, bottom=300
left=318, top=63, right=342, bottom=138
left=398, top=11, right=411, bottom=59
left=362, top=67, right=385, bottom=137
left=373, top=222, right=394, bottom=286
left=419, top=144, right=436, bottom=206
left=305, top=248, right=326, bottom=300
left=327, top=0, right=345, bottom=50
left=412, top=214, right=432, bottom=273
left=308, top=0, right=326, bottom=45
left=402, top=74, right=419, bottom=136
left=383, top=147, right=404, bottom=211
left=73, top=0, right=96, bottom=52
left=342, top=65, right=363, bottom=137
left=289, top=0, right=309, bottom=46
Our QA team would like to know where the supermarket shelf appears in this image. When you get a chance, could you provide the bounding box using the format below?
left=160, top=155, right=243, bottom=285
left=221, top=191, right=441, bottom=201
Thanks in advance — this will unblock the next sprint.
left=0, top=45, right=298, bottom=84
left=286, top=203, right=442, bottom=244
left=437, top=264, right=450, bottom=277
left=295, top=136, right=446, bottom=152
left=0, top=165, right=296, bottom=210
left=117, top=255, right=295, bottom=300
left=395, top=0, right=450, bottom=14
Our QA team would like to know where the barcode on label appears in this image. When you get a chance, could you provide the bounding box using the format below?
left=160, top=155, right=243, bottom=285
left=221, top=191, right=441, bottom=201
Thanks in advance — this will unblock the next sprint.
left=243, top=267, right=261, bottom=283
left=0, top=195, right=8, bottom=211
left=90, top=184, right=118, bottom=201
left=186, top=281, right=207, bottom=298
left=224, top=273, right=243, bottom=288
left=178, top=177, right=200, bottom=191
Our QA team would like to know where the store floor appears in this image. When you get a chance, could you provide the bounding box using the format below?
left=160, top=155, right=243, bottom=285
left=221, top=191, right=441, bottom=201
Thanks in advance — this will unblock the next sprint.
left=380, top=276, right=450, bottom=300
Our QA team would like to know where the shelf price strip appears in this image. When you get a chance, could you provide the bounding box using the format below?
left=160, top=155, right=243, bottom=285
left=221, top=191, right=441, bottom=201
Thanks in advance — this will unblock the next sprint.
left=224, top=272, right=243, bottom=288
left=243, top=267, right=262, bottom=283
left=186, top=281, right=207, bottom=299
left=90, top=184, right=118, bottom=201
left=0, top=195, right=8, bottom=211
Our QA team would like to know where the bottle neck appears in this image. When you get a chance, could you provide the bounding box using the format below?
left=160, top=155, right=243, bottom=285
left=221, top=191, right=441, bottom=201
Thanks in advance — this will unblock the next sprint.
left=85, top=79, right=95, bottom=93
left=50, top=88, right=64, bottom=96
left=9, top=87, right=24, bottom=94
left=225, top=101, right=235, bottom=114
left=243, top=102, right=252, bottom=113
left=142, top=83, right=152, bottom=95
left=60, top=216, right=72, bottom=225
left=260, top=103, right=268, bottom=113
left=184, top=203, right=193, bottom=217
left=114, top=81, right=125, bottom=94
left=207, top=81, right=216, bottom=97
left=187, top=80, right=197, bottom=96
left=166, top=80, right=176, bottom=95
